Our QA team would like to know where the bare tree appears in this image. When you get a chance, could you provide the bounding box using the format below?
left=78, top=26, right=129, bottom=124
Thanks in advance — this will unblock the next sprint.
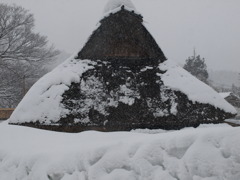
left=0, top=3, right=59, bottom=108
left=0, top=3, right=58, bottom=64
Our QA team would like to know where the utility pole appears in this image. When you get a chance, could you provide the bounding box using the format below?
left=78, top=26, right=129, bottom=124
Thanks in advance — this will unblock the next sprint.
left=193, top=47, right=196, bottom=59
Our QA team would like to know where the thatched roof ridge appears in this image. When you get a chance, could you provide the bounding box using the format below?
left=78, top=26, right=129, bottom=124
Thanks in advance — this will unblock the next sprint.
left=103, top=0, right=137, bottom=14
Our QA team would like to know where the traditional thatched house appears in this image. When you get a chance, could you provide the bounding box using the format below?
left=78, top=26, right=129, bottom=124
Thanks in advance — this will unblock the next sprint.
left=9, top=0, right=236, bottom=132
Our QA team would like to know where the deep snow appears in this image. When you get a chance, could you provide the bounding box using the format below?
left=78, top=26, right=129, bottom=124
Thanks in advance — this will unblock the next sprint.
left=0, top=121, right=240, bottom=180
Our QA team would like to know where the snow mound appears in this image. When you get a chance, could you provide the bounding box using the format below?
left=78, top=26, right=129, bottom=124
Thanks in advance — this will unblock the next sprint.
left=0, top=121, right=240, bottom=180
left=159, top=60, right=236, bottom=114
left=104, top=0, right=136, bottom=14
left=9, top=56, right=95, bottom=124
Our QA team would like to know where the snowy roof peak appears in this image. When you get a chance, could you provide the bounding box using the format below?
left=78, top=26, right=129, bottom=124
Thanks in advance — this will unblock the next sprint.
left=103, top=0, right=136, bottom=14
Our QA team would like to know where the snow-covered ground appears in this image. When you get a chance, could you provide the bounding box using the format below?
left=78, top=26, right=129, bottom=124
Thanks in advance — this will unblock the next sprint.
left=0, top=121, right=240, bottom=180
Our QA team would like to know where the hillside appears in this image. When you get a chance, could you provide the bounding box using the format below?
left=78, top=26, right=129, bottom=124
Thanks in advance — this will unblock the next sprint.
left=209, top=70, right=239, bottom=89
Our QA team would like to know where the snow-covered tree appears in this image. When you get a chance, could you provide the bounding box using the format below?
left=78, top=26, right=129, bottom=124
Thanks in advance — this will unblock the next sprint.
left=0, top=3, right=59, bottom=108
left=183, top=54, right=209, bottom=84
left=0, top=3, right=58, bottom=65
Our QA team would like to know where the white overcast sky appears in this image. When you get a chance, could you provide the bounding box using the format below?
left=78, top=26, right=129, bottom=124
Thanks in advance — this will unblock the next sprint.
left=2, top=0, right=240, bottom=71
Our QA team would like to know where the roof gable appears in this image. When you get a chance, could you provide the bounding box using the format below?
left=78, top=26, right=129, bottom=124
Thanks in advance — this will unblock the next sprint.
left=77, top=7, right=166, bottom=64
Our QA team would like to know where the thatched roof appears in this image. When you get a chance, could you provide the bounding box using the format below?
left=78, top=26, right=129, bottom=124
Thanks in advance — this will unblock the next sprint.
left=77, top=5, right=166, bottom=66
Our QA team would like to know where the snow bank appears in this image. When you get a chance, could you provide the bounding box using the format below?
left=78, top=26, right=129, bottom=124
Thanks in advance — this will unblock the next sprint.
left=9, top=56, right=94, bottom=124
left=159, top=60, right=237, bottom=114
left=0, top=121, right=240, bottom=180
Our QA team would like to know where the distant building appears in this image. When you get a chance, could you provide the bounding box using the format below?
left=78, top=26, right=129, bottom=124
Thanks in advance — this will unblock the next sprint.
left=219, top=92, right=240, bottom=108
left=0, top=108, right=15, bottom=120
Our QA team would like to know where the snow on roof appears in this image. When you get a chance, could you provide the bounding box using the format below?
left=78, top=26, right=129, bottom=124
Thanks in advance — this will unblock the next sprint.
left=9, top=56, right=95, bottom=124
left=159, top=60, right=237, bottom=114
left=219, top=92, right=232, bottom=99
left=9, top=58, right=236, bottom=125
left=103, top=0, right=137, bottom=15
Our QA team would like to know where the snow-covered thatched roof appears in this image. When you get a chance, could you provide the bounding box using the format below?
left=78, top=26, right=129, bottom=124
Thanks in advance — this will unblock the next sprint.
left=9, top=57, right=236, bottom=125
left=159, top=60, right=236, bottom=114
left=9, top=57, right=94, bottom=124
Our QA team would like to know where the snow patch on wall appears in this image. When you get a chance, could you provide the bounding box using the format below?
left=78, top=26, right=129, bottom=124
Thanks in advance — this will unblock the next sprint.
left=159, top=60, right=237, bottom=114
left=119, top=85, right=139, bottom=106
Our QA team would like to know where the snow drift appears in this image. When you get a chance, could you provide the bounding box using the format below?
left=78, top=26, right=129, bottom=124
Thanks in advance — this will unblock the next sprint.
left=0, top=121, right=240, bottom=180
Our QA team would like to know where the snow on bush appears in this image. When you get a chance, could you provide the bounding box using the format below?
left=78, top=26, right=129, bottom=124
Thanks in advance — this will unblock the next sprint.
left=159, top=60, right=236, bottom=114
left=0, top=121, right=240, bottom=180
left=9, top=56, right=95, bottom=124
